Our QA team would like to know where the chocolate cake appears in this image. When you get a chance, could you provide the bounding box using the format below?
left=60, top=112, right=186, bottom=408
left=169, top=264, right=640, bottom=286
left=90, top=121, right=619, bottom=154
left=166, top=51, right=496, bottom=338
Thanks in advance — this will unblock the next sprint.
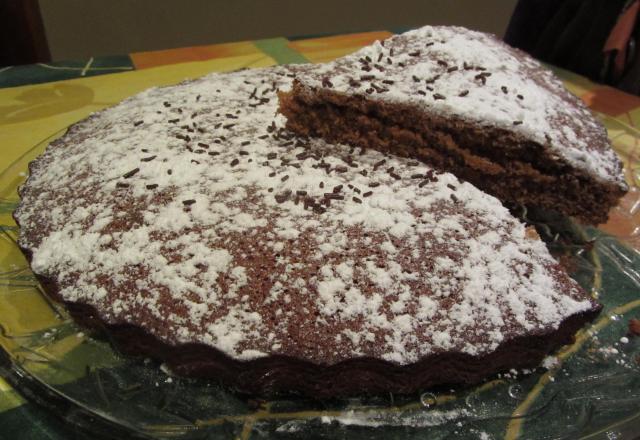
left=279, top=26, right=627, bottom=225
left=14, top=65, right=601, bottom=397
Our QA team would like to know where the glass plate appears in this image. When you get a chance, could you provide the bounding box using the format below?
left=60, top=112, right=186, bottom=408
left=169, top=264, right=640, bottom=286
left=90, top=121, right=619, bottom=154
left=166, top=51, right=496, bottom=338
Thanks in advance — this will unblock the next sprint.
left=1, top=124, right=640, bottom=440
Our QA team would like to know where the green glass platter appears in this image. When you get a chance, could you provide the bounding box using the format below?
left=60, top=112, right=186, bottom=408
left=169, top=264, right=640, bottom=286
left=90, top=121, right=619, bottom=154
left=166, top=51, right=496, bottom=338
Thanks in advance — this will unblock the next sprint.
left=1, top=120, right=640, bottom=440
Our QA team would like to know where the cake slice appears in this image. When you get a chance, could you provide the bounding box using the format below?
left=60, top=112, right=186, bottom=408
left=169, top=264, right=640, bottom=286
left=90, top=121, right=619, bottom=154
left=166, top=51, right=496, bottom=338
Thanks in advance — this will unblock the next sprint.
left=279, top=26, right=628, bottom=224
left=15, top=66, right=600, bottom=397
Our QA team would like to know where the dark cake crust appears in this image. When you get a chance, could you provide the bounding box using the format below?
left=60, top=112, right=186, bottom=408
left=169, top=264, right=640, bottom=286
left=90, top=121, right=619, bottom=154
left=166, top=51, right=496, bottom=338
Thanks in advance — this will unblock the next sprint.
left=26, top=256, right=600, bottom=398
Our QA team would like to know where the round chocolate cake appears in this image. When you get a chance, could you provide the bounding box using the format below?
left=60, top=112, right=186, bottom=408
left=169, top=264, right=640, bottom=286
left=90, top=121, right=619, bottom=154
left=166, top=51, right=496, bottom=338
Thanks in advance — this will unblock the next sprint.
left=15, top=41, right=601, bottom=397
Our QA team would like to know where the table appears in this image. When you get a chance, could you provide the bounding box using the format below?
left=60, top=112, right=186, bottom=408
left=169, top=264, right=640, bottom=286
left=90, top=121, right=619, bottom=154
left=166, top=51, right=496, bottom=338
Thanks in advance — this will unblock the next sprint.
left=1, top=30, right=640, bottom=439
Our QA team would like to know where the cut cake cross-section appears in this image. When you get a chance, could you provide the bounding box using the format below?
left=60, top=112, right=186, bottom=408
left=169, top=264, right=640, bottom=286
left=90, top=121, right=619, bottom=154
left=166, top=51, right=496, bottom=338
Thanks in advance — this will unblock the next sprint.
left=279, top=25, right=628, bottom=225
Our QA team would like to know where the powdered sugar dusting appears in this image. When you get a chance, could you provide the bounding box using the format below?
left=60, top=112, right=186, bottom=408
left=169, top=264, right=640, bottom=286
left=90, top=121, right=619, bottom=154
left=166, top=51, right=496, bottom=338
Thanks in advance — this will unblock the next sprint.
left=15, top=64, right=595, bottom=366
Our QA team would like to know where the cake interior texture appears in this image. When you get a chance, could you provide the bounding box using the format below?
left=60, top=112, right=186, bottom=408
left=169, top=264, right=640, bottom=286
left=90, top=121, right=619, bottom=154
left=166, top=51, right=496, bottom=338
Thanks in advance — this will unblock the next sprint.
left=280, top=87, right=623, bottom=225
left=279, top=26, right=627, bottom=225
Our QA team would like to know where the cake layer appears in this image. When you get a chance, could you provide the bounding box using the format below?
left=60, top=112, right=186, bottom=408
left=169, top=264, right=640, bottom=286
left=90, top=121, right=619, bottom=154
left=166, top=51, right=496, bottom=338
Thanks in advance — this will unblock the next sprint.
left=279, top=26, right=628, bottom=224
left=15, top=65, right=600, bottom=396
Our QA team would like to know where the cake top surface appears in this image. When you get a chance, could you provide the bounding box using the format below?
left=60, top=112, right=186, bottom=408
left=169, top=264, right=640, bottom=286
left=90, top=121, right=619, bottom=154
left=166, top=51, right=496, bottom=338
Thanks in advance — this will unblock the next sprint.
left=293, top=26, right=626, bottom=190
left=15, top=65, right=595, bottom=366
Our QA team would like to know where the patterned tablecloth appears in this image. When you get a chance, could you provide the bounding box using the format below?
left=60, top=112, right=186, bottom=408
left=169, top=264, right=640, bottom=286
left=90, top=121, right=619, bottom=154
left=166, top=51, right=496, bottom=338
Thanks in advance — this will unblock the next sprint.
left=1, top=30, right=640, bottom=439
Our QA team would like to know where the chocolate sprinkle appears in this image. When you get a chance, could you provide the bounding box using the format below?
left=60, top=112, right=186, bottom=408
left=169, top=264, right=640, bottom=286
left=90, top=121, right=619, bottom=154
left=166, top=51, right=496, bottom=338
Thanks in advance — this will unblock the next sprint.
left=230, top=158, right=240, bottom=167
left=274, top=193, right=289, bottom=204
left=123, top=168, right=140, bottom=178
left=373, top=159, right=386, bottom=169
